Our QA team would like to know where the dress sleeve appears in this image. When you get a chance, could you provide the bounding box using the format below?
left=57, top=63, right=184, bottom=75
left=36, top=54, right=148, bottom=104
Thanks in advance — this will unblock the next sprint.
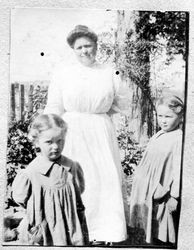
left=11, top=170, right=31, bottom=208
left=44, top=68, right=65, bottom=116
left=109, top=70, right=132, bottom=115
left=170, top=133, right=183, bottom=199
left=71, top=162, right=85, bottom=194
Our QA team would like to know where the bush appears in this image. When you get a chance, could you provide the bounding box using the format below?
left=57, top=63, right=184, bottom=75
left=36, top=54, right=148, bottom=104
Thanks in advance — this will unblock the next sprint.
left=6, top=118, right=36, bottom=186
left=6, top=83, right=48, bottom=188
left=117, top=129, right=144, bottom=176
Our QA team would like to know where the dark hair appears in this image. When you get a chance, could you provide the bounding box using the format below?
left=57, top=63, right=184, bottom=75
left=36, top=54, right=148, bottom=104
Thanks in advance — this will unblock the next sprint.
left=67, top=25, right=98, bottom=48
left=156, top=95, right=184, bottom=115
left=28, top=114, right=68, bottom=143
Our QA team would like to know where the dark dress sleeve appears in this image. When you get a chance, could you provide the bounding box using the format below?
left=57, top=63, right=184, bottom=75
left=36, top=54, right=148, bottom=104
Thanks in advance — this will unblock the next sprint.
left=71, top=162, right=85, bottom=194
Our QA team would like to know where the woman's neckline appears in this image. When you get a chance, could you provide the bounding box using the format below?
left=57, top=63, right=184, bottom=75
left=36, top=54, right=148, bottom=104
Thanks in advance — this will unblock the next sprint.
left=76, top=59, right=100, bottom=68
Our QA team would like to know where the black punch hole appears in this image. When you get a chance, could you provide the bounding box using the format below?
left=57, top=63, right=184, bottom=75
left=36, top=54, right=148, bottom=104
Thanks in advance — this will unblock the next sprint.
left=40, top=52, right=44, bottom=56
left=115, top=71, right=119, bottom=75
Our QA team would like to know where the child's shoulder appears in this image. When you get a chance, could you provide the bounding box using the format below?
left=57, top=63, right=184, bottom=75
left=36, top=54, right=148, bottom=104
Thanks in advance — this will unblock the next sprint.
left=61, top=156, right=84, bottom=193
left=153, top=129, right=182, bottom=138
left=26, top=156, right=42, bottom=168
left=164, top=129, right=182, bottom=141
left=20, top=157, right=41, bottom=177
left=25, top=155, right=82, bottom=176
left=147, top=130, right=164, bottom=143
left=60, top=155, right=77, bottom=168
left=13, top=158, right=39, bottom=182
left=60, top=155, right=82, bottom=174
left=148, top=129, right=182, bottom=146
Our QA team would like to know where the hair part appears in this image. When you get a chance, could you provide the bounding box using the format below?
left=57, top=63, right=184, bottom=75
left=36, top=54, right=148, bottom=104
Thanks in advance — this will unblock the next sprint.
left=156, top=94, right=184, bottom=115
left=28, top=114, right=68, bottom=143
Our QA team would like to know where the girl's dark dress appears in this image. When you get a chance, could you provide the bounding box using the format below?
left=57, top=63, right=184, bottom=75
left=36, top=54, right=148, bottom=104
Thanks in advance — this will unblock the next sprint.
left=12, top=155, right=88, bottom=246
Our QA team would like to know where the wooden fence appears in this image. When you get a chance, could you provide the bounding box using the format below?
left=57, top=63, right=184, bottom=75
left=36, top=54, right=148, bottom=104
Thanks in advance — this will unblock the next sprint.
left=10, top=82, right=48, bottom=122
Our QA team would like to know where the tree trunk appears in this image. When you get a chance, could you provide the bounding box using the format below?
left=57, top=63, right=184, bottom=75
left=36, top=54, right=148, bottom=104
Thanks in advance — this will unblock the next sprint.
left=116, top=10, right=155, bottom=142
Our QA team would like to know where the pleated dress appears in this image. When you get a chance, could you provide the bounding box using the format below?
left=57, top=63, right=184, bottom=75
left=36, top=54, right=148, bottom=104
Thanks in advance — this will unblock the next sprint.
left=12, top=155, right=88, bottom=246
left=129, top=129, right=182, bottom=244
left=44, top=61, right=131, bottom=242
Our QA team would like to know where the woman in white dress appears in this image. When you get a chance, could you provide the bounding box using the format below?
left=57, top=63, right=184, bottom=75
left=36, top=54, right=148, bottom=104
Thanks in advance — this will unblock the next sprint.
left=44, top=25, right=131, bottom=244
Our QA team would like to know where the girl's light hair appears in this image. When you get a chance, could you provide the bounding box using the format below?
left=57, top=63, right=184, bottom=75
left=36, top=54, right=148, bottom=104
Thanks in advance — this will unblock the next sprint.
left=28, top=114, right=68, bottom=143
left=156, top=94, right=184, bottom=115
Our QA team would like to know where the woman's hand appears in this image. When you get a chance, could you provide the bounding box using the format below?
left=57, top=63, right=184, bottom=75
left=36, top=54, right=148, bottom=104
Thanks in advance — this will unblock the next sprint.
left=167, top=196, right=178, bottom=213
left=153, top=183, right=169, bottom=200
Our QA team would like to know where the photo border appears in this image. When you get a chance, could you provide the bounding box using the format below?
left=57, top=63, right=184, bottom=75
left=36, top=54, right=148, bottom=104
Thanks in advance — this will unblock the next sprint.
left=0, top=2, right=194, bottom=250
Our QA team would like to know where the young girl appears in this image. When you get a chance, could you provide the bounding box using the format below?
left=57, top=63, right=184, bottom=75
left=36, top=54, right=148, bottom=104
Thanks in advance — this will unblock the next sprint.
left=129, top=95, right=184, bottom=246
left=11, top=114, right=88, bottom=246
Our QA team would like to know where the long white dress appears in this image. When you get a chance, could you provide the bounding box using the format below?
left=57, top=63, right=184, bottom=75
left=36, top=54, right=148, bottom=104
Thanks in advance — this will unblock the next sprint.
left=44, top=61, right=130, bottom=242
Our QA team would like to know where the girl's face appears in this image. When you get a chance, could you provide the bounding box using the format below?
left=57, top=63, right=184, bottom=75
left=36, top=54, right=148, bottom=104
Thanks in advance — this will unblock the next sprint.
left=73, top=36, right=97, bottom=66
left=36, top=128, right=65, bottom=161
left=157, top=104, right=181, bottom=132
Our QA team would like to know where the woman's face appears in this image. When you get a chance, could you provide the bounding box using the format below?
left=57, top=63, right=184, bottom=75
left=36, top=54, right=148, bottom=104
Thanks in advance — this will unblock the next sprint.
left=73, top=36, right=97, bottom=66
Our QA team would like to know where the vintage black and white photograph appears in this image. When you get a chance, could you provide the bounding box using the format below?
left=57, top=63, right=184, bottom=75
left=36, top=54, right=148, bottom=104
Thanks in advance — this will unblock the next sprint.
left=3, top=8, right=188, bottom=248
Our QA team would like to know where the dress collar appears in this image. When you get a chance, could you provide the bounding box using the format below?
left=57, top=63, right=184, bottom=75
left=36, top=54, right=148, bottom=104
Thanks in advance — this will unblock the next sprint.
left=32, top=155, right=71, bottom=175
left=74, top=58, right=102, bottom=69
left=155, top=128, right=182, bottom=139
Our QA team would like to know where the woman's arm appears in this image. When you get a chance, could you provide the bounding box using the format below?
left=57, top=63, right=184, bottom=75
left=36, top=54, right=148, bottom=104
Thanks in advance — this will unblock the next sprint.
left=108, top=70, right=132, bottom=116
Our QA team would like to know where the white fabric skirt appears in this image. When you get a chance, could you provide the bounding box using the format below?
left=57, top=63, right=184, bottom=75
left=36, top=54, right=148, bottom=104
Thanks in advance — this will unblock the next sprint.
left=62, top=112, right=127, bottom=242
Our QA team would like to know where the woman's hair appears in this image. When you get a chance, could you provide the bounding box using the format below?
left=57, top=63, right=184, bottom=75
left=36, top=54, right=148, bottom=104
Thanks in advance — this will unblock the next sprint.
left=67, top=25, right=98, bottom=48
left=28, top=114, right=68, bottom=143
left=156, top=94, right=184, bottom=115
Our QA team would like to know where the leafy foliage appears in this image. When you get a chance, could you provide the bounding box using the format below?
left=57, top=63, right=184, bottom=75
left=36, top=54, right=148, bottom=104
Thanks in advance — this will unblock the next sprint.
left=115, top=33, right=156, bottom=137
left=6, top=84, right=48, bottom=187
left=6, top=119, right=36, bottom=186
left=30, top=85, right=48, bottom=115
left=7, top=119, right=36, bottom=165
left=136, top=11, right=187, bottom=61
left=97, top=11, right=187, bottom=175
left=97, top=31, right=115, bottom=64
left=117, top=128, right=144, bottom=175
left=115, top=11, right=187, bottom=137
left=22, top=84, right=48, bottom=121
